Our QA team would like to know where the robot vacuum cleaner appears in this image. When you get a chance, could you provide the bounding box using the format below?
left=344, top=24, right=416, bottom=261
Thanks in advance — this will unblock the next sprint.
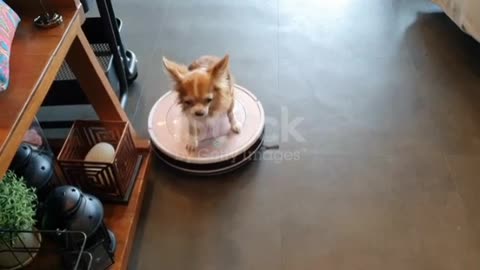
left=148, top=84, right=265, bottom=175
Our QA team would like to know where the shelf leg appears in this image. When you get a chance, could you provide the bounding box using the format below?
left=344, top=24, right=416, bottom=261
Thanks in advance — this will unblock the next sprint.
left=65, top=29, right=138, bottom=141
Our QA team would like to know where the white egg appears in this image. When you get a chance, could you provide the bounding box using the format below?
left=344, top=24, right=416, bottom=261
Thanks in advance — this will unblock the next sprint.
left=85, top=142, right=116, bottom=163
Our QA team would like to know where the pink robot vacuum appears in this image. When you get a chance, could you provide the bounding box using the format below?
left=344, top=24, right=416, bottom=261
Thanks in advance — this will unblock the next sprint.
left=148, top=84, right=265, bottom=175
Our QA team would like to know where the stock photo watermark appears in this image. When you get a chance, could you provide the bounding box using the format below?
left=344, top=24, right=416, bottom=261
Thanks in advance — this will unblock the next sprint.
left=264, top=107, right=306, bottom=144
left=194, top=107, right=306, bottom=162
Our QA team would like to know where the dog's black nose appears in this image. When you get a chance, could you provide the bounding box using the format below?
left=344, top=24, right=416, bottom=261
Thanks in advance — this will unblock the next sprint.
left=195, top=111, right=205, bottom=116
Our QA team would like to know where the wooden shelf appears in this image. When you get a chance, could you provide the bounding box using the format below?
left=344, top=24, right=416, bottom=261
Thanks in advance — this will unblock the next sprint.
left=0, top=7, right=80, bottom=174
left=104, top=140, right=151, bottom=270
left=0, top=2, right=151, bottom=269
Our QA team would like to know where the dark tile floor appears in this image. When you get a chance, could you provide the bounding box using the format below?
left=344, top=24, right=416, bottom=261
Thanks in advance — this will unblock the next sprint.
left=97, top=0, right=480, bottom=268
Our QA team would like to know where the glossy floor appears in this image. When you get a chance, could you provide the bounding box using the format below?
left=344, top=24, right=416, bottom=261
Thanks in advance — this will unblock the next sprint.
left=108, top=0, right=480, bottom=268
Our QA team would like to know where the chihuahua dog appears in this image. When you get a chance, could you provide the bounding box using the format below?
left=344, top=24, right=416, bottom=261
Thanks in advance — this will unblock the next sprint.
left=162, top=55, right=241, bottom=151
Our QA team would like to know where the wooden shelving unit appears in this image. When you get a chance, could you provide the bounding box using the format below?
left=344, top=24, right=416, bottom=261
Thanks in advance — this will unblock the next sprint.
left=0, top=1, right=151, bottom=269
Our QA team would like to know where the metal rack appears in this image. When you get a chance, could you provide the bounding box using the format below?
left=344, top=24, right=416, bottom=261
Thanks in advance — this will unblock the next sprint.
left=0, top=229, right=92, bottom=270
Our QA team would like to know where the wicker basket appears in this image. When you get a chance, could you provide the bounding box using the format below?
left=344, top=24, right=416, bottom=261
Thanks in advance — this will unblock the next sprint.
left=57, top=120, right=140, bottom=202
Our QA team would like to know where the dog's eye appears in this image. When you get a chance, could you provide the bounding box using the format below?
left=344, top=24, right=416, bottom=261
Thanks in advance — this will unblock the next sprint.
left=205, top=97, right=213, bottom=103
left=184, top=100, right=193, bottom=106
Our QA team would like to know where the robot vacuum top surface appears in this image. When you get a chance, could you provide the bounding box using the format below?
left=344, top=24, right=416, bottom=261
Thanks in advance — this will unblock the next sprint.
left=148, top=85, right=265, bottom=164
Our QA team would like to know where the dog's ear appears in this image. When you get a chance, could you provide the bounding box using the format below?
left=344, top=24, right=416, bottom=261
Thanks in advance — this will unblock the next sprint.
left=209, top=55, right=229, bottom=81
left=163, top=57, right=188, bottom=83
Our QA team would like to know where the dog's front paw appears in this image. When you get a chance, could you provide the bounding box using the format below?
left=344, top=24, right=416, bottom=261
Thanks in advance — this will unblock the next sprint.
left=186, top=137, right=199, bottom=152
left=231, top=121, right=242, bottom=134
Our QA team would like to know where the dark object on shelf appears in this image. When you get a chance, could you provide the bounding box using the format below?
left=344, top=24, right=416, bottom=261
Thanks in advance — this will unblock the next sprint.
left=34, top=12, right=63, bottom=28
left=41, top=186, right=115, bottom=269
left=40, top=0, right=138, bottom=129
left=10, top=143, right=33, bottom=171
left=57, top=121, right=142, bottom=203
left=9, top=143, right=55, bottom=200
left=42, top=187, right=103, bottom=245
left=0, top=229, right=92, bottom=270
left=44, top=186, right=82, bottom=216
left=34, top=0, right=63, bottom=28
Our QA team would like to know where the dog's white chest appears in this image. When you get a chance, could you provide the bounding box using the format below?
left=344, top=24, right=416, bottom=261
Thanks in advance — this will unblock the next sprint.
left=191, top=115, right=231, bottom=141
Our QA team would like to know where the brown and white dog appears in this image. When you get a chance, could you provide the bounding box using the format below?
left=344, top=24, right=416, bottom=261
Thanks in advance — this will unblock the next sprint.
left=162, top=55, right=241, bottom=151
